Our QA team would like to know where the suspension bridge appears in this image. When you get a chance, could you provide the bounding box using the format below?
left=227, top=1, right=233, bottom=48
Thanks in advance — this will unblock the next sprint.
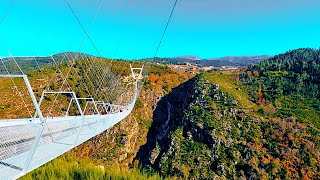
left=0, top=66, right=142, bottom=179
left=0, top=0, right=178, bottom=179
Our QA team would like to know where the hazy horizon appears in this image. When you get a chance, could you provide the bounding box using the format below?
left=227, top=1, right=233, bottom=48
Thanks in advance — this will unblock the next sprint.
left=0, top=51, right=273, bottom=60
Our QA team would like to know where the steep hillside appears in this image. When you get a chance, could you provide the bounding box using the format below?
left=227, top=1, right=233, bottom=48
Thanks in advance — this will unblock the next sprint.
left=243, top=48, right=320, bottom=135
left=71, top=70, right=194, bottom=169
left=245, top=48, right=320, bottom=99
left=135, top=71, right=319, bottom=179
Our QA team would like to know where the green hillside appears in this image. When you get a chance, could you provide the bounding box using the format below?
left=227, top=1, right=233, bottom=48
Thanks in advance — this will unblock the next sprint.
left=136, top=71, right=320, bottom=179
left=135, top=49, right=320, bottom=179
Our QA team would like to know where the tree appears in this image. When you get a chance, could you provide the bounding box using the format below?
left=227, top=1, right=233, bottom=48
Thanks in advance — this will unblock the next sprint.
left=257, top=87, right=264, bottom=106
left=247, top=71, right=253, bottom=79
left=253, top=70, right=259, bottom=77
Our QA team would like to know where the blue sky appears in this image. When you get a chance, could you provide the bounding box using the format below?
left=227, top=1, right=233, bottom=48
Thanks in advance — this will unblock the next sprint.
left=0, top=0, right=320, bottom=59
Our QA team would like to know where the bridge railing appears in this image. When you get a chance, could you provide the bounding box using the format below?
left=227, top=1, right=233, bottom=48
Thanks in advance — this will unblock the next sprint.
left=35, top=91, right=84, bottom=119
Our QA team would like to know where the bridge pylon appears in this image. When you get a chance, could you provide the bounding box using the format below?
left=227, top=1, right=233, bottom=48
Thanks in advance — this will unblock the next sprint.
left=130, top=64, right=144, bottom=80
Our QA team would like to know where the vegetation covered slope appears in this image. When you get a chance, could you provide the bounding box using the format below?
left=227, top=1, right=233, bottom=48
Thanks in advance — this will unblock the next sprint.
left=243, top=48, right=320, bottom=144
left=245, top=48, right=320, bottom=99
left=136, top=70, right=320, bottom=179
left=137, top=48, right=320, bottom=179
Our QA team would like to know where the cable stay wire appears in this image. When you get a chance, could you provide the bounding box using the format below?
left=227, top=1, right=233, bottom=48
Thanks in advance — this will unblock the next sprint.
left=0, top=0, right=14, bottom=26
left=77, top=53, right=108, bottom=101
left=63, top=0, right=142, bottom=105
left=71, top=0, right=113, bottom=97
left=0, top=39, right=25, bottom=75
left=45, top=0, right=106, bottom=115
left=45, top=55, right=76, bottom=116
left=32, top=56, right=51, bottom=92
left=25, top=49, right=72, bottom=116
left=61, top=0, right=118, bottom=100
left=64, top=52, right=98, bottom=101
left=0, top=0, right=178, bottom=118
left=0, top=37, right=36, bottom=117
left=63, top=0, right=130, bottom=103
left=128, top=0, right=179, bottom=100
left=64, top=0, right=102, bottom=58
left=154, top=0, right=178, bottom=59
left=45, top=53, right=92, bottom=116
left=96, top=0, right=177, bottom=104
left=103, top=1, right=157, bottom=104
left=63, top=0, right=117, bottom=83
left=67, top=51, right=109, bottom=102
left=29, top=48, right=60, bottom=95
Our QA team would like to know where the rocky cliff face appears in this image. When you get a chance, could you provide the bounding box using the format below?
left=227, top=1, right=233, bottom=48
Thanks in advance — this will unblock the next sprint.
left=134, top=74, right=247, bottom=179
left=72, top=71, right=194, bottom=169
left=134, top=77, right=196, bottom=166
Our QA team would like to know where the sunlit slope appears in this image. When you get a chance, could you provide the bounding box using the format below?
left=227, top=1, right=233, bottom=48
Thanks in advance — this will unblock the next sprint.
left=203, top=71, right=257, bottom=109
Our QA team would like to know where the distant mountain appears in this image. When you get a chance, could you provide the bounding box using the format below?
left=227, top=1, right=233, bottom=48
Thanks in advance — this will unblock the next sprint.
left=0, top=52, right=94, bottom=73
left=143, top=55, right=272, bottom=67
left=175, top=55, right=202, bottom=61
left=208, top=55, right=272, bottom=66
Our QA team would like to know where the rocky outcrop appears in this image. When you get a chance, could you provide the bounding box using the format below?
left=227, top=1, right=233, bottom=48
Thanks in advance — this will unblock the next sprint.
left=72, top=71, right=194, bottom=169
left=134, top=77, right=196, bottom=169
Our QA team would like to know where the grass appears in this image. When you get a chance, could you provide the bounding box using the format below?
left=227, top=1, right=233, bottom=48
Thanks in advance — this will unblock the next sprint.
left=203, top=72, right=256, bottom=109
left=19, top=155, right=165, bottom=180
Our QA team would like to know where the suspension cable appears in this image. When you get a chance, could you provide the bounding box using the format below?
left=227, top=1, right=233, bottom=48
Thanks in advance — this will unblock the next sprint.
left=143, top=0, right=178, bottom=89
left=104, top=1, right=157, bottom=103
left=64, top=0, right=102, bottom=58
left=45, top=0, right=106, bottom=116
left=63, top=0, right=126, bottom=103
left=154, top=0, right=178, bottom=58
left=0, top=0, right=14, bottom=26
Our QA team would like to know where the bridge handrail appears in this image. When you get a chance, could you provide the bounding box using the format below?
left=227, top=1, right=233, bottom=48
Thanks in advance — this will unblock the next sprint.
left=66, top=97, right=100, bottom=116
left=35, top=91, right=84, bottom=120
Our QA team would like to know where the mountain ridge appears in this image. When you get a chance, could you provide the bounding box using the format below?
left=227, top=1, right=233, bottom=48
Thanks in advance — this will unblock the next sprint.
left=143, top=55, right=272, bottom=67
